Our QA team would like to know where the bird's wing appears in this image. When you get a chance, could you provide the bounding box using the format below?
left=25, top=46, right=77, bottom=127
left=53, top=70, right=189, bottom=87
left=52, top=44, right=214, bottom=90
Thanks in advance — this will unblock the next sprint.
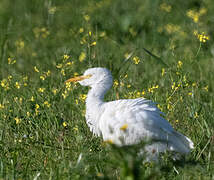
left=99, top=98, right=175, bottom=145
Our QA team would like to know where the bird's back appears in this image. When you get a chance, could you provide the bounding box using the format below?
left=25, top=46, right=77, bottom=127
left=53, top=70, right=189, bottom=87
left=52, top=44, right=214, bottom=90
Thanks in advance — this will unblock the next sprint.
left=97, top=98, right=193, bottom=157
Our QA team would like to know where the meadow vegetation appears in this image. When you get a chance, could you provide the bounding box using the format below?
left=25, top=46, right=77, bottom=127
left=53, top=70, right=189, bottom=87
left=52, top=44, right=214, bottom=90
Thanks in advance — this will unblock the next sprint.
left=0, top=0, right=214, bottom=179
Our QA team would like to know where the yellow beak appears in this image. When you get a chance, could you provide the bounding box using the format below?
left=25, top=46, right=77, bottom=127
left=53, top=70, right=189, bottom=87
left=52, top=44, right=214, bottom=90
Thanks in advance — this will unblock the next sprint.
left=65, top=74, right=92, bottom=83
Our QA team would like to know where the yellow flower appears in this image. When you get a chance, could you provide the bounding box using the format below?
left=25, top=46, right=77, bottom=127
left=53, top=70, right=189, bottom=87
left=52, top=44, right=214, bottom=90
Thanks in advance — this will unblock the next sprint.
left=157, top=104, right=163, bottom=111
left=161, top=68, right=165, bottom=76
left=73, top=126, right=78, bottom=131
left=88, top=31, right=92, bottom=36
left=34, top=66, right=39, bottom=72
left=38, top=88, right=45, bottom=93
left=35, top=104, right=40, bottom=109
left=56, top=64, right=62, bottom=69
left=75, top=99, right=79, bottom=105
left=91, top=41, right=96, bottom=46
left=183, top=75, right=187, bottom=82
left=120, top=124, right=128, bottom=131
left=0, top=104, right=5, bottom=109
left=187, top=9, right=199, bottom=23
left=63, top=54, right=70, bottom=60
left=79, top=52, right=86, bottom=62
left=194, top=112, right=199, bottom=119
left=19, top=98, right=23, bottom=104
left=52, top=88, right=58, bottom=95
left=65, top=82, right=71, bottom=89
left=43, top=101, right=51, bottom=108
left=188, top=92, right=193, bottom=96
left=26, top=112, right=30, bottom=117
left=148, top=88, right=154, bottom=93
left=167, top=103, right=172, bottom=110
left=14, top=117, right=21, bottom=124
left=7, top=75, right=12, bottom=81
left=8, top=57, right=16, bottom=65
left=15, top=82, right=21, bottom=89
left=165, top=24, right=180, bottom=34
left=74, top=72, right=79, bottom=77
left=160, top=3, right=171, bottom=12
left=15, top=39, right=25, bottom=50
left=79, top=94, right=87, bottom=101
left=1, top=79, right=7, bottom=88
left=46, top=70, right=51, bottom=76
left=35, top=110, right=39, bottom=116
left=33, top=27, right=40, bottom=38
left=63, top=122, right=67, bottom=127
left=198, top=32, right=209, bottom=43
left=203, top=85, right=208, bottom=92
left=124, top=52, right=130, bottom=59
left=136, top=91, right=141, bottom=97
left=80, top=37, right=86, bottom=44
left=194, top=31, right=209, bottom=43
left=84, top=15, right=90, bottom=21
left=113, top=80, right=119, bottom=88
left=148, top=85, right=158, bottom=93
left=79, top=28, right=84, bottom=33
left=192, top=82, right=197, bottom=87
left=199, top=8, right=207, bottom=15
left=62, top=90, right=68, bottom=99
left=1, top=80, right=6, bottom=87
left=177, top=61, right=183, bottom=68
left=61, top=69, right=65, bottom=76
left=30, top=96, right=35, bottom=102
left=187, top=8, right=207, bottom=23
left=23, top=76, right=28, bottom=81
left=132, top=56, right=140, bottom=64
left=171, top=82, right=176, bottom=90
left=35, top=104, right=40, bottom=115
left=66, top=62, right=73, bottom=66
left=99, top=31, right=106, bottom=37
left=40, top=75, right=45, bottom=81
left=40, top=27, right=50, bottom=38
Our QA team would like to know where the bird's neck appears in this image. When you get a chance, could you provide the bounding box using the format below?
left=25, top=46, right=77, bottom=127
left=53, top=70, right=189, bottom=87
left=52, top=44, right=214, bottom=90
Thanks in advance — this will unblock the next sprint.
left=86, top=84, right=109, bottom=105
left=85, top=84, right=111, bottom=136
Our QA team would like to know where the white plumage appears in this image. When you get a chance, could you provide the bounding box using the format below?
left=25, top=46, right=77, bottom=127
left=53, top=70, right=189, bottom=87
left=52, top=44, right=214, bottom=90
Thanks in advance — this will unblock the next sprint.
left=66, top=67, right=194, bottom=160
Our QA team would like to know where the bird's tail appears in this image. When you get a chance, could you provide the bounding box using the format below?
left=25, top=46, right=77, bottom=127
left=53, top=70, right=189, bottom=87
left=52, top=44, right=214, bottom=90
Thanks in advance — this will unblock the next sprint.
left=171, top=131, right=194, bottom=154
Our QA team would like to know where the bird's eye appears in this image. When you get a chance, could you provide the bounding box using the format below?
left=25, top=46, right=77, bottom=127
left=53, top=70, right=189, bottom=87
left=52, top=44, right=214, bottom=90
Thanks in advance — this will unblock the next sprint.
left=83, top=74, right=92, bottom=78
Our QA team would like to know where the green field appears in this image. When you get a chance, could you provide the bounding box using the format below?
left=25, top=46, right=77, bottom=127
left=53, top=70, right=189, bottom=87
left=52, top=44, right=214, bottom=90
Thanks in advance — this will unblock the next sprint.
left=0, top=0, right=214, bottom=179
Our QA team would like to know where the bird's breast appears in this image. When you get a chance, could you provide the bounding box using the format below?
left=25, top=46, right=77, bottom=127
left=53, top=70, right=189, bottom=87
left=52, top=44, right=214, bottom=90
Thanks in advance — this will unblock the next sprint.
left=85, top=105, right=104, bottom=136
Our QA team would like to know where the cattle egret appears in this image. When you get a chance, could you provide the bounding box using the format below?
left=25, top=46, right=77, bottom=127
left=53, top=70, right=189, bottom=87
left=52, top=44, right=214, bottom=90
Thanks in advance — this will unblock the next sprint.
left=66, top=67, right=194, bottom=160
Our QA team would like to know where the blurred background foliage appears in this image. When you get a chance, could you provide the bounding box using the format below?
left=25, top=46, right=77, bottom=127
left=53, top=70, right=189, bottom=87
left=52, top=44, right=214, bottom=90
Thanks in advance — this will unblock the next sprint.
left=0, top=0, right=213, bottom=74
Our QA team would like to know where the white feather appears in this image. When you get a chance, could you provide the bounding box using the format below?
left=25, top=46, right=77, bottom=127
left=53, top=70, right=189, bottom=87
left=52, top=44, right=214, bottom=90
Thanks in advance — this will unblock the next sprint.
left=71, top=67, right=194, bottom=160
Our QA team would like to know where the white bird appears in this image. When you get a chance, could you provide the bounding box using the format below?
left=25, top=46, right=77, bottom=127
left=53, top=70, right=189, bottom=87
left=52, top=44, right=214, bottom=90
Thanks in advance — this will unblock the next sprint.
left=66, top=67, right=194, bottom=160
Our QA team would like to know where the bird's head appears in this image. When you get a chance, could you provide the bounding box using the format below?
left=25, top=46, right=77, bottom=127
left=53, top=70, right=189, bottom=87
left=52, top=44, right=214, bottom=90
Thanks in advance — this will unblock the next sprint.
left=66, top=67, right=113, bottom=88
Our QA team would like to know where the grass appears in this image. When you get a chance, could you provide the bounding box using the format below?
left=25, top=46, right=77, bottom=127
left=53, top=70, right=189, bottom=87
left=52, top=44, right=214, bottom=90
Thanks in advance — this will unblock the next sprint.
left=0, top=0, right=214, bottom=179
